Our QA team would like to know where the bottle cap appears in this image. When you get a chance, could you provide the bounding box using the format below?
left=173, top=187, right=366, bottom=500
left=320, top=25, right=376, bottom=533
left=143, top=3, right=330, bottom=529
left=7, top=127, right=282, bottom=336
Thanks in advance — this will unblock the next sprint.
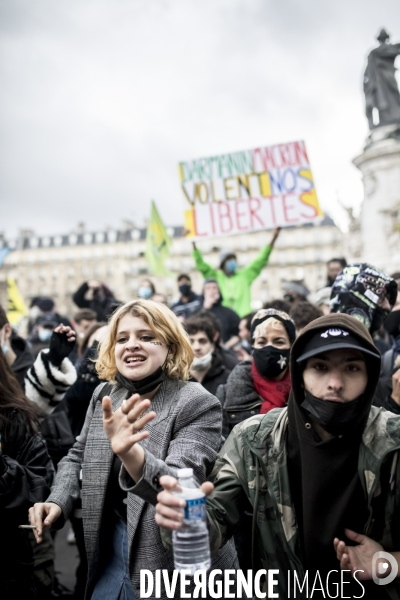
left=177, top=468, right=193, bottom=478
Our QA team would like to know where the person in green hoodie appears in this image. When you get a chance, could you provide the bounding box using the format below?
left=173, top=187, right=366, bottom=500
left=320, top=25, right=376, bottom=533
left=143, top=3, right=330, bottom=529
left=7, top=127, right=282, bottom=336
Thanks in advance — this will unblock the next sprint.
left=155, top=313, right=400, bottom=599
left=192, top=227, right=281, bottom=318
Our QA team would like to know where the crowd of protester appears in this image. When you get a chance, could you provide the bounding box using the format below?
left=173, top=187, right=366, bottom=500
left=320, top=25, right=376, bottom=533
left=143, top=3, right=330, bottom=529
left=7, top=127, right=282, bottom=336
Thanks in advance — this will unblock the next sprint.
left=2, top=229, right=400, bottom=599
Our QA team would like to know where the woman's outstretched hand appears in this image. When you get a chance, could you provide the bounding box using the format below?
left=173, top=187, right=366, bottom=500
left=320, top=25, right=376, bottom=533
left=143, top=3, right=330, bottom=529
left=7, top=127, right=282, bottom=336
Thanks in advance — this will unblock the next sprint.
left=102, top=393, right=156, bottom=457
left=333, top=529, right=383, bottom=580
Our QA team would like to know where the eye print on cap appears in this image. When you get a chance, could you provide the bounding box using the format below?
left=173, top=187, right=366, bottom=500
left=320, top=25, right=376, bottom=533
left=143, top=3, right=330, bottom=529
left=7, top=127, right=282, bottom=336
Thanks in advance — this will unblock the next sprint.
left=320, top=328, right=350, bottom=338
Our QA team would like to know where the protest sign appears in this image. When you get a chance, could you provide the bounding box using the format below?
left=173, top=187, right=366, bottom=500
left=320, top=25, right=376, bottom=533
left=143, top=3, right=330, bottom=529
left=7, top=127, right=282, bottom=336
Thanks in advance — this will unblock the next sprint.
left=179, top=140, right=322, bottom=238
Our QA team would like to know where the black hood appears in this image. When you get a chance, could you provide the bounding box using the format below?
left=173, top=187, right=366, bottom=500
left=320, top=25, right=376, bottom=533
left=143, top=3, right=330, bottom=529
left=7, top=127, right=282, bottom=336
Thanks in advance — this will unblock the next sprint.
left=289, top=313, right=381, bottom=416
left=286, top=314, right=382, bottom=579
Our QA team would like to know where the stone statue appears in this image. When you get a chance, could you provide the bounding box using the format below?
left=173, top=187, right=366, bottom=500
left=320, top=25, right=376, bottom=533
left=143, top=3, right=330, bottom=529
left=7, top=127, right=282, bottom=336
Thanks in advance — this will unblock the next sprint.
left=364, top=29, right=400, bottom=130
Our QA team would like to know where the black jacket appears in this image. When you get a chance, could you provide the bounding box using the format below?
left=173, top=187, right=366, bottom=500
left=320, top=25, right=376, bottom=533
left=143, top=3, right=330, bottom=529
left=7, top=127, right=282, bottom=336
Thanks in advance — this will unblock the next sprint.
left=205, top=300, right=240, bottom=344
left=216, top=361, right=261, bottom=438
left=10, top=332, right=34, bottom=389
left=72, top=282, right=118, bottom=322
left=63, top=342, right=103, bottom=438
left=0, top=411, right=54, bottom=600
left=219, top=346, right=239, bottom=370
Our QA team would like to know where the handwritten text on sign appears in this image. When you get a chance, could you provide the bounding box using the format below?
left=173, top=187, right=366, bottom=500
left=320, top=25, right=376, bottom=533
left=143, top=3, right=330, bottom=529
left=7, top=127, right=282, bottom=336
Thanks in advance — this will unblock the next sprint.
left=179, top=141, right=322, bottom=238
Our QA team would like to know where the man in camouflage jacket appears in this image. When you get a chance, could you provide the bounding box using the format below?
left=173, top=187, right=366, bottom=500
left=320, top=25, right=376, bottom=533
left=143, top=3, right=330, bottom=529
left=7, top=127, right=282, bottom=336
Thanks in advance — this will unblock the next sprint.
left=157, top=314, right=400, bottom=599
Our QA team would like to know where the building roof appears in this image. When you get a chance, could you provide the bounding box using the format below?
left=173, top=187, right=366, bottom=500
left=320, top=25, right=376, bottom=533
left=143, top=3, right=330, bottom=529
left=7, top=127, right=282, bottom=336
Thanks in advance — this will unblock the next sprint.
left=1, top=216, right=338, bottom=250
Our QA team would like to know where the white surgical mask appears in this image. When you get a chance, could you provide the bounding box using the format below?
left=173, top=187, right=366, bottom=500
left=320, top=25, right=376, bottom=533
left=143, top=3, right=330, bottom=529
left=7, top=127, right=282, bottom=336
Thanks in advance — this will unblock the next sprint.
left=38, top=329, right=53, bottom=342
left=191, top=350, right=213, bottom=372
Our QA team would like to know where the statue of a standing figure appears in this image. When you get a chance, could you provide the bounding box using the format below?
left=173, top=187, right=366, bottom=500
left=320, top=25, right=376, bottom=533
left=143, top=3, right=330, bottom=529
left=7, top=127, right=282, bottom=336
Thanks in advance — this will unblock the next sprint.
left=364, top=29, right=400, bottom=129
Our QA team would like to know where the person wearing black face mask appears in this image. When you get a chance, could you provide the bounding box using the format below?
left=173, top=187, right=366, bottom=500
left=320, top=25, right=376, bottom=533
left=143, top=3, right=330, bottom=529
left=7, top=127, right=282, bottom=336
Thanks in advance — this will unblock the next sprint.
left=155, top=313, right=400, bottom=599
left=218, top=308, right=296, bottom=438
left=170, top=273, right=202, bottom=321
left=287, top=315, right=400, bottom=598
left=216, top=307, right=295, bottom=571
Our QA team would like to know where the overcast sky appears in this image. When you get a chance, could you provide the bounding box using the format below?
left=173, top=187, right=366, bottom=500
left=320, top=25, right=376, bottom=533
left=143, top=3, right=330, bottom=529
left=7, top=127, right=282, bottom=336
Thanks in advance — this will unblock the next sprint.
left=1, top=0, right=399, bottom=239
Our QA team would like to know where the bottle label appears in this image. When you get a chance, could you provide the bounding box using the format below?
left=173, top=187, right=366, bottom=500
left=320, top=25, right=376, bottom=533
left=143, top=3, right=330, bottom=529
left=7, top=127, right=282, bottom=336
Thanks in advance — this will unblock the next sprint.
left=184, top=496, right=206, bottom=520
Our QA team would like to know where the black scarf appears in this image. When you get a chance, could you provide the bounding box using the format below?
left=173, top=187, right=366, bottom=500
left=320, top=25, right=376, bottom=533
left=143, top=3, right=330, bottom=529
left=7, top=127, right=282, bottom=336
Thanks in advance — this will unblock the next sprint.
left=287, top=391, right=370, bottom=589
left=115, top=368, right=167, bottom=396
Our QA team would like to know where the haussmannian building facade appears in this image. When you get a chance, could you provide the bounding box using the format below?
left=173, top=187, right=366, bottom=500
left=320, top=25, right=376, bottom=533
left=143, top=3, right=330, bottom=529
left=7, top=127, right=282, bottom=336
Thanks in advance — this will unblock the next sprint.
left=0, top=216, right=343, bottom=317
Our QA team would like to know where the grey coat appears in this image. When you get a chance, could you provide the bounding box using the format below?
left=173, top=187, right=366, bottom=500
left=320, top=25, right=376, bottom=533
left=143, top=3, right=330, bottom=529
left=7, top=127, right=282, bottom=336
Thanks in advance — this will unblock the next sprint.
left=47, top=378, right=237, bottom=599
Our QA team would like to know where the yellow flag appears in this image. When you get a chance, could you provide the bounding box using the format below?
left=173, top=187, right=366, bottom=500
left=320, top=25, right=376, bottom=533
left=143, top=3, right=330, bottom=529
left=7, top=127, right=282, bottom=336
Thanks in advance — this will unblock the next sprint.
left=7, top=278, right=28, bottom=325
left=145, top=201, right=172, bottom=275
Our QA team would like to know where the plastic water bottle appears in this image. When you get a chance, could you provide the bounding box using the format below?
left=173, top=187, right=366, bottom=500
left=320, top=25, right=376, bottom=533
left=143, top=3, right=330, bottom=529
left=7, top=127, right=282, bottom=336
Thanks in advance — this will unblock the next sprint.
left=172, top=468, right=211, bottom=574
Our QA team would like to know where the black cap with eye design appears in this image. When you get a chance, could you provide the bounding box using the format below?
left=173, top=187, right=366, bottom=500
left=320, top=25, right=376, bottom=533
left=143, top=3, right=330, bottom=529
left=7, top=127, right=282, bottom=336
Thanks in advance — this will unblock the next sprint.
left=296, top=326, right=381, bottom=363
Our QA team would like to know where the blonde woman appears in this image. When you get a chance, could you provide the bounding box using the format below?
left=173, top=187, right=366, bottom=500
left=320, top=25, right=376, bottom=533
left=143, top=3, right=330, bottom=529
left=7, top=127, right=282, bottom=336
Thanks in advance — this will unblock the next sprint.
left=29, top=299, right=237, bottom=600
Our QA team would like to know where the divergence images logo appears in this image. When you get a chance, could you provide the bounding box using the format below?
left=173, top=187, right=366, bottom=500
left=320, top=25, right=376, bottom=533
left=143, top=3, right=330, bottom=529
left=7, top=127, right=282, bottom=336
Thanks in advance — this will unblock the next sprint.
left=372, top=551, right=399, bottom=585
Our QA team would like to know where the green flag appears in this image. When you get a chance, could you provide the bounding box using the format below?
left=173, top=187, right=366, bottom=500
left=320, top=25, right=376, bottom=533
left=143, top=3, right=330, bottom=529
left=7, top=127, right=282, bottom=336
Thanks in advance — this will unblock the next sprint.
left=145, top=201, right=172, bottom=275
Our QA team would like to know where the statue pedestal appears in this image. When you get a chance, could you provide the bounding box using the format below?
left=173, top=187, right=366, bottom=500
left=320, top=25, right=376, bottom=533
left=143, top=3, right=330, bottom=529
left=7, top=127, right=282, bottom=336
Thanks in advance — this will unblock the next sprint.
left=353, top=125, right=400, bottom=272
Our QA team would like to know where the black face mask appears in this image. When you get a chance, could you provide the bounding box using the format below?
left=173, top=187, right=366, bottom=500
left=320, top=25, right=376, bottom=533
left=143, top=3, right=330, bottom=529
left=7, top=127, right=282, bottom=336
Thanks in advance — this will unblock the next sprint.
left=252, top=346, right=290, bottom=379
left=115, top=367, right=167, bottom=396
left=179, top=284, right=191, bottom=297
left=384, top=310, right=400, bottom=337
left=300, top=390, right=366, bottom=436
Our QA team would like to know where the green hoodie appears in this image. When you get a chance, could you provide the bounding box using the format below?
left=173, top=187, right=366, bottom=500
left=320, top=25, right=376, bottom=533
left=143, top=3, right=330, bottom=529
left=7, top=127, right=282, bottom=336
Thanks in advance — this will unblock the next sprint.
left=204, top=315, right=400, bottom=598
left=192, top=244, right=273, bottom=317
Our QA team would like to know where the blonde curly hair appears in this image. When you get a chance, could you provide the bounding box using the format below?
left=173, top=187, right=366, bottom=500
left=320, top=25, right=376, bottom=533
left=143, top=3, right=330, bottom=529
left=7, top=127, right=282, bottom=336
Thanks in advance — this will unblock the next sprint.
left=96, top=299, right=194, bottom=382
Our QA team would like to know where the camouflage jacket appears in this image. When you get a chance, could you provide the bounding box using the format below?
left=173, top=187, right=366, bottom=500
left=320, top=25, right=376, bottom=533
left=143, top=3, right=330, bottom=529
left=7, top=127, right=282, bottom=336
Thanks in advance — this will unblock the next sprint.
left=206, top=405, right=400, bottom=598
